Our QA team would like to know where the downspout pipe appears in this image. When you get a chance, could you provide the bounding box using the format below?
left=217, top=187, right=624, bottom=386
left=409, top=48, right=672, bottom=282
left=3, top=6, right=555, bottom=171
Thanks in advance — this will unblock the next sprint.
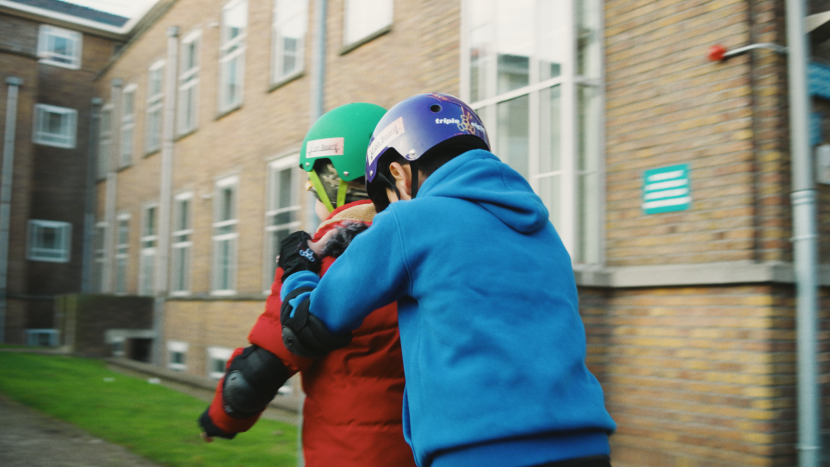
left=102, top=78, right=122, bottom=293
left=785, top=0, right=822, bottom=465
left=0, top=76, right=23, bottom=344
left=81, top=98, right=102, bottom=293
left=152, top=25, right=178, bottom=366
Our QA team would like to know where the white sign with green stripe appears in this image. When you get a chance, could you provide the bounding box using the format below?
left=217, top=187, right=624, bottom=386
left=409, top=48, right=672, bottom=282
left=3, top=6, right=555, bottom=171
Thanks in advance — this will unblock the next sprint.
left=642, top=164, right=691, bottom=214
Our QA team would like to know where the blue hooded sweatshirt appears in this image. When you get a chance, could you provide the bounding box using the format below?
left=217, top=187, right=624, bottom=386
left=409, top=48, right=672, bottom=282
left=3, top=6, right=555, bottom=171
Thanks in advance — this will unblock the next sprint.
left=282, top=150, right=616, bottom=467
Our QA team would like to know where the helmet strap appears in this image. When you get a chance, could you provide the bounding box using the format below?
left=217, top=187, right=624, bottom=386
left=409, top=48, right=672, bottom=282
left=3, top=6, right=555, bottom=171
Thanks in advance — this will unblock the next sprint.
left=336, top=179, right=349, bottom=208
left=308, top=169, right=335, bottom=213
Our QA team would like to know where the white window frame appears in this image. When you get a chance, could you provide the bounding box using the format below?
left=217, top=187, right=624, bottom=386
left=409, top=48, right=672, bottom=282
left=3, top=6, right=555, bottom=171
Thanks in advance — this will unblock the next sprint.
left=178, top=30, right=201, bottom=135
left=171, top=192, right=194, bottom=296
left=343, top=0, right=393, bottom=47
left=219, top=0, right=248, bottom=112
left=207, top=346, right=234, bottom=380
left=114, top=213, right=131, bottom=294
left=459, top=0, right=604, bottom=265
left=167, top=340, right=189, bottom=372
left=145, top=60, right=165, bottom=154
left=25, top=329, right=59, bottom=347
left=264, top=156, right=301, bottom=292
left=98, top=104, right=113, bottom=177
left=212, top=176, right=239, bottom=295
left=37, top=25, right=82, bottom=69
left=27, top=220, right=72, bottom=263
left=33, top=104, right=77, bottom=149
left=271, top=0, right=307, bottom=84
left=120, top=84, right=137, bottom=167
left=139, top=203, right=158, bottom=296
left=93, top=221, right=107, bottom=292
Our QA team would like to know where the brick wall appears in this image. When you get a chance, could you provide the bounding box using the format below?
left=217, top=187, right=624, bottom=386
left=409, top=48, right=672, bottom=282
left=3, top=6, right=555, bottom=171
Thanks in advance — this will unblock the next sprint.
left=593, top=284, right=830, bottom=467
left=55, top=294, right=154, bottom=357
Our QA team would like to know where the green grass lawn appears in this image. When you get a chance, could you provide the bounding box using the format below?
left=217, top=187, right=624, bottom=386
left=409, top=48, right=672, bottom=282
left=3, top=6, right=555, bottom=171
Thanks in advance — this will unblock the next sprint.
left=0, top=351, right=298, bottom=467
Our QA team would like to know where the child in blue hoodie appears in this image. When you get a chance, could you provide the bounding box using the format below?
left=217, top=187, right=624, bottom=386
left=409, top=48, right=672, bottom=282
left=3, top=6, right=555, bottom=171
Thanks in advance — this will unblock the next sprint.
left=277, top=93, right=616, bottom=467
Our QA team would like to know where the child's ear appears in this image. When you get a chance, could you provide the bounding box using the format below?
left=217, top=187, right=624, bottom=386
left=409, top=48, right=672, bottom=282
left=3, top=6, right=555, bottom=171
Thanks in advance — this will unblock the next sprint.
left=389, top=162, right=412, bottom=195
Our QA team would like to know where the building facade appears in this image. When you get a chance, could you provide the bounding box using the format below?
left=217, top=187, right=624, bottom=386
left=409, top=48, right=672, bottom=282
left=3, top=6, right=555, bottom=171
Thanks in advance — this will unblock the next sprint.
left=3, top=0, right=829, bottom=465
left=0, top=0, right=134, bottom=347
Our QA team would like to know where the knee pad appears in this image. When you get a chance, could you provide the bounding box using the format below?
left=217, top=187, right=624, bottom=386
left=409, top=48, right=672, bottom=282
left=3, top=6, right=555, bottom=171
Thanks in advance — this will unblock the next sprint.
left=222, top=345, right=289, bottom=419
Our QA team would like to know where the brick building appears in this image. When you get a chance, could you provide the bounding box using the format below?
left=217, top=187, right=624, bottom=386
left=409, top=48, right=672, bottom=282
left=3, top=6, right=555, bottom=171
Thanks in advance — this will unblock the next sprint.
left=0, top=0, right=140, bottom=346
left=3, top=0, right=830, bottom=465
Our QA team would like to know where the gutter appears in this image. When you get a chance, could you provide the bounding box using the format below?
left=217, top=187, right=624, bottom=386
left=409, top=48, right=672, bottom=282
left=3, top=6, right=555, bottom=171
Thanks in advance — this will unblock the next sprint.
left=0, top=77, right=23, bottom=344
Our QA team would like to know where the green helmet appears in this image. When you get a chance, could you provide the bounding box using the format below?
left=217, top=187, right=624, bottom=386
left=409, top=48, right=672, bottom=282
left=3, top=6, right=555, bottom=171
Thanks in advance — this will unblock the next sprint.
left=300, top=103, right=387, bottom=212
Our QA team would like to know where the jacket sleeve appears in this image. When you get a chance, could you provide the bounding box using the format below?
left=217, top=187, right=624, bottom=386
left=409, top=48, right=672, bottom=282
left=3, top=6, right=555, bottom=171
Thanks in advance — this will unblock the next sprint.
left=202, top=265, right=321, bottom=437
left=281, top=209, right=411, bottom=335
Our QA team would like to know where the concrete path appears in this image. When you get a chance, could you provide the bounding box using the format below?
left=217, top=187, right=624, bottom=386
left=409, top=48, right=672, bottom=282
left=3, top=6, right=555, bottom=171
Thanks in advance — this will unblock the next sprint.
left=0, top=394, right=164, bottom=467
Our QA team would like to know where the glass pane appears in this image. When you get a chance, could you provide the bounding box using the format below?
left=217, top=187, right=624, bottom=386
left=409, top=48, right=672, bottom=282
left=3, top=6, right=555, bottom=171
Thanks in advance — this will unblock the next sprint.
left=115, top=257, right=127, bottom=293
left=124, top=92, right=134, bottom=115
left=185, top=41, right=198, bottom=70
left=577, top=0, right=601, bottom=78
left=172, top=246, right=190, bottom=292
left=539, top=85, right=561, bottom=173
left=495, top=0, right=532, bottom=94
left=538, top=0, right=567, bottom=80
left=538, top=175, right=561, bottom=231
left=469, top=26, right=493, bottom=103
left=345, top=0, right=392, bottom=44
left=225, top=57, right=240, bottom=106
left=496, top=95, right=530, bottom=179
left=39, top=226, right=58, bottom=250
left=220, top=186, right=235, bottom=221
left=277, top=168, right=293, bottom=209
left=224, top=1, right=248, bottom=42
left=177, top=199, right=190, bottom=230
left=118, top=219, right=129, bottom=244
left=145, top=207, right=156, bottom=235
left=46, top=112, right=65, bottom=136
left=577, top=173, right=599, bottom=264
left=53, top=35, right=68, bottom=56
left=212, top=358, right=226, bottom=373
left=272, top=211, right=295, bottom=225
left=578, top=85, right=600, bottom=172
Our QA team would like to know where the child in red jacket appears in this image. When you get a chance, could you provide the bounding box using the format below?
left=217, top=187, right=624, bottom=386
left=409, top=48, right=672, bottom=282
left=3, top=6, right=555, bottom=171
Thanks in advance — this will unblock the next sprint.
left=198, top=104, right=416, bottom=467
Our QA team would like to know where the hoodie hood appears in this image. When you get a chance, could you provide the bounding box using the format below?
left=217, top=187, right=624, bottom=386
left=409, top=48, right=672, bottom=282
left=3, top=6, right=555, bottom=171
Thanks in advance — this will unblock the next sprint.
left=418, top=150, right=549, bottom=234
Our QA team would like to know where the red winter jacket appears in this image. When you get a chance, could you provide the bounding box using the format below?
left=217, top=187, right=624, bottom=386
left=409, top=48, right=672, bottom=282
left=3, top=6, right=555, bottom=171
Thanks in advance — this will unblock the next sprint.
left=205, top=200, right=416, bottom=467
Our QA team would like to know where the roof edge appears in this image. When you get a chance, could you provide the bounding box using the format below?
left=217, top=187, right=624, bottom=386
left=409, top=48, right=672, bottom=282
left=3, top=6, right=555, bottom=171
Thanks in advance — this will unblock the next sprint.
left=0, top=0, right=159, bottom=39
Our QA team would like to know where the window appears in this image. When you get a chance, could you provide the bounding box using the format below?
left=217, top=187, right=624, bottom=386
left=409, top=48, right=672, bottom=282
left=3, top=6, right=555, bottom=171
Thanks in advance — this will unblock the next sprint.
left=37, top=25, right=82, bottom=69
left=139, top=204, right=158, bottom=296
left=461, top=0, right=602, bottom=264
left=92, top=221, right=107, bottom=292
left=114, top=214, right=130, bottom=294
left=167, top=340, right=189, bottom=372
left=171, top=193, right=193, bottom=295
left=212, top=176, right=238, bottom=294
left=271, top=0, right=307, bottom=83
left=98, top=105, right=113, bottom=177
left=25, top=329, right=59, bottom=347
left=33, top=104, right=77, bottom=148
left=178, top=31, right=200, bottom=134
left=343, top=0, right=392, bottom=46
left=120, top=85, right=136, bottom=167
left=27, top=220, right=71, bottom=263
left=265, top=157, right=301, bottom=290
left=207, top=347, right=233, bottom=380
left=219, top=0, right=247, bottom=112
left=146, top=61, right=165, bottom=154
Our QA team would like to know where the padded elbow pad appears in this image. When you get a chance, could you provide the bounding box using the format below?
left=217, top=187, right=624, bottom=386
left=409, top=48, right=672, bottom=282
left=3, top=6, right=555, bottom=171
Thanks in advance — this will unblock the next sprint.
left=222, top=345, right=289, bottom=419
left=281, top=288, right=352, bottom=358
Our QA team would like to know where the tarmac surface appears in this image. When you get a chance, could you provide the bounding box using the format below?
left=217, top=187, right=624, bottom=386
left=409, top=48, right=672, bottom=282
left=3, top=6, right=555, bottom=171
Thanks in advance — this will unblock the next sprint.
left=0, top=393, right=164, bottom=467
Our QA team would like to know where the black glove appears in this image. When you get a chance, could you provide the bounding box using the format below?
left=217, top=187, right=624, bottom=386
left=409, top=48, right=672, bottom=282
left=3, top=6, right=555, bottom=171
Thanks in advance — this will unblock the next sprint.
left=278, top=231, right=321, bottom=279
left=198, top=408, right=236, bottom=440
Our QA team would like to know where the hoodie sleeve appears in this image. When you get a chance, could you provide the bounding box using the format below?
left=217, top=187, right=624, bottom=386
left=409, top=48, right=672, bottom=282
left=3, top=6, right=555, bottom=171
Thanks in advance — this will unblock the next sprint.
left=280, top=208, right=411, bottom=335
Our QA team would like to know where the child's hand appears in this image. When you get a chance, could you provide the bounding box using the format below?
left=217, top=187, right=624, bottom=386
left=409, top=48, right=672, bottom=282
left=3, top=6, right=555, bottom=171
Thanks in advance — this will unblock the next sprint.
left=278, top=231, right=322, bottom=279
left=309, top=229, right=337, bottom=256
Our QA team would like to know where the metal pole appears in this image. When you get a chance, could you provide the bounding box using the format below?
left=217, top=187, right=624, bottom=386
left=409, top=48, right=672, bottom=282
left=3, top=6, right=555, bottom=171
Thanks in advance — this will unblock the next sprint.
left=785, top=0, right=821, bottom=464
left=0, top=76, right=23, bottom=344
left=102, top=79, right=122, bottom=293
left=81, top=98, right=102, bottom=293
left=152, top=26, right=179, bottom=366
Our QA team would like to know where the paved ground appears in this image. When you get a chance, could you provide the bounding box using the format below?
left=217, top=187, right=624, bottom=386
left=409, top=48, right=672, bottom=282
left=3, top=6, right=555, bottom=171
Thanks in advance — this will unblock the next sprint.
left=0, top=394, right=164, bottom=467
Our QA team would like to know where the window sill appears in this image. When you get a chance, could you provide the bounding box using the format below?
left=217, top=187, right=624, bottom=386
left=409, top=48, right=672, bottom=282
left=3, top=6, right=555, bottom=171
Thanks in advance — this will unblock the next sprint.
left=268, top=70, right=304, bottom=93
left=215, top=103, right=243, bottom=121
left=116, top=163, right=132, bottom=172
left=38, top=58, right=81, bottom=70
left=144, top=148, right=160, bottom=158
left=175, top=128, right=198, bottom=142
left=339, top=25, right=392, bottom=56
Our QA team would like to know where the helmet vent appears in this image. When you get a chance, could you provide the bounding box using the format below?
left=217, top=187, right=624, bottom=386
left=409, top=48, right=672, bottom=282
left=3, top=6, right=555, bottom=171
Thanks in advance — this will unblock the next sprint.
left=430, top=104, right=441, bottom=113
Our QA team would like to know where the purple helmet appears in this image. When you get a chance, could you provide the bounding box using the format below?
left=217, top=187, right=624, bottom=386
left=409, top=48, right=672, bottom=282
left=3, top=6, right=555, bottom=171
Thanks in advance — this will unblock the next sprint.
left=365, top=94, right=490, bottom=208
